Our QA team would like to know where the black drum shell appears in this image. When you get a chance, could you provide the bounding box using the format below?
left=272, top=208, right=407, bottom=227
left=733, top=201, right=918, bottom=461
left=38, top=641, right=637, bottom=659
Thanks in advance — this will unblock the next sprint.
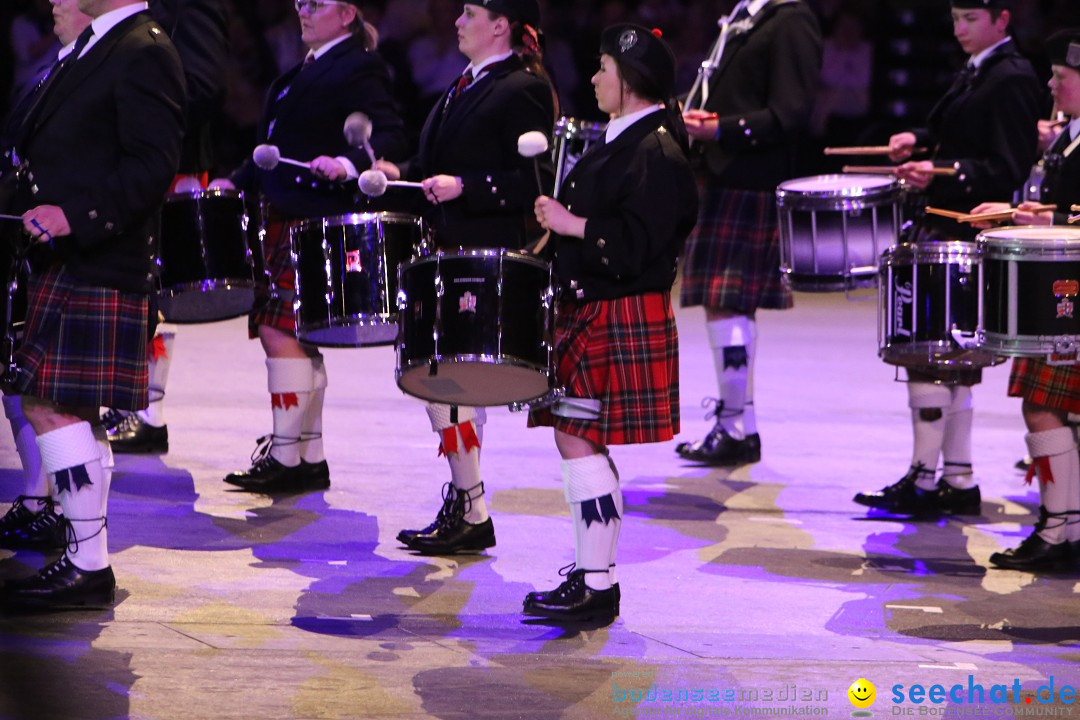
left=396, top=250, right=553, bottom=406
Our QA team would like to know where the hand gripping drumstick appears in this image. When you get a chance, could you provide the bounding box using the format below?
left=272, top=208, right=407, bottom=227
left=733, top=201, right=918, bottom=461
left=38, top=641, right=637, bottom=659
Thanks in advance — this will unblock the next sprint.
left=252, top=144, right=309, bottom=170
left=955, top=204, right=1057, bottom=223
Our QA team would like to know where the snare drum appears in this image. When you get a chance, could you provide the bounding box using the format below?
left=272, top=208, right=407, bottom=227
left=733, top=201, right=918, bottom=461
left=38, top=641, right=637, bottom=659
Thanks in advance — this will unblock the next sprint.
left=396, top=249, right=553, bottom=406
left=879, top=241, right=999, bottom=368
left=158, top=189, right=259, bottom=323
left=777, top=174, right=902, bottom=291
left=291, top=212, right=424, bottom=347
left=978, top=226, right=1080, bottom=358
left=553, top=116, right=605, bottom=196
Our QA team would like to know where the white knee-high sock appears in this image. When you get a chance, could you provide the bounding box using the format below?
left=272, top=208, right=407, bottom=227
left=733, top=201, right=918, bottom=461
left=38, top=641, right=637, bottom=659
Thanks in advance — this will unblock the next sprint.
left=137, top=324, right=176, bottom=428
left=266, top=358, right=315, bottom=467
left=92, top=424, right=114, bottom=518
left=907, top=381, right=950, bottom=490
left=427, top=404, right=488, bottom=524
left=3, top=394, right=47, bottom=510
left=562, top=453, right=621, bottom=591
left=706, top=316, right=753, bottom=439
left=744, top=319, right=758, bottom=437
left=942, top=386, right=976, bottom=489
left=37, top=422, right=108, bottom=571
left=1026, top=427, right=1080, bottom=544
left=299, top=355, right=327, bottom=464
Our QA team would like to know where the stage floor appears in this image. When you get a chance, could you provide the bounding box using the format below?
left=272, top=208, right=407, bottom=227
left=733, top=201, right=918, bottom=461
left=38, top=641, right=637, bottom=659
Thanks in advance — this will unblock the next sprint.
left=1, top=290, right=1077, bottom=720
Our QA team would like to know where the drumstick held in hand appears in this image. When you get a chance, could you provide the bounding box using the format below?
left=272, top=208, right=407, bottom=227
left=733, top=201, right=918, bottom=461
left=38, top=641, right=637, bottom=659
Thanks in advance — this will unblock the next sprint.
left=843, top=165, right=958, bottom=176
left=925, top=207, right=968, bottom=220
left=825, top=146, right=927, bottom=155
left=955, top=204, right=1057, bottom=223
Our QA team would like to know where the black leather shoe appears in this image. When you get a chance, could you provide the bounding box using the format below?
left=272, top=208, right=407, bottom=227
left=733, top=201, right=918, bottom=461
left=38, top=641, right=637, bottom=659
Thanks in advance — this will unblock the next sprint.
left=397, top=484, right=465, bottom=545
left=933, top=481, right=982, bottom=515
left=224, top=454, right=329, bottom=493
left=0, top=500, right=67, bottom=551
left=108, top=413, right=168, bottom=454
left=525, top=564, right=621, bottom=615
left=881, top=479, right=983, bottom=516
left=1, top=555, right=116, bottom=610
left=523, top=569, right=618, bottom=623
left=989, top=508, right=1075, bottom=572
left=406, top=515, right=496, bottom=555
left=853, top=465, right=931, bottom=510
left=302, top=459, right=331, bottom=485
left=0, top=495, right=46, bottom=536
left=676, top=426, right=761, bottom=466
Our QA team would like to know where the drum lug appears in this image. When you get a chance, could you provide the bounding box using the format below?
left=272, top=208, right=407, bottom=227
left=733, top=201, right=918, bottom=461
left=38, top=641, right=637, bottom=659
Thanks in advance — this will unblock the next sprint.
left=1049, top=337, right=1080, bottom=365
left=949, top=325, right=978, bottom=350
left=428, top=356, right=439, bottom=376
left=509, top=386, right=564, bottom=413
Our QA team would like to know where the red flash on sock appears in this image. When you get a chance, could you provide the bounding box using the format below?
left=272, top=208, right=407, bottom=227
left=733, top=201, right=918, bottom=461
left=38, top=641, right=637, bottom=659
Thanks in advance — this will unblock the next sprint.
left=437, top=422, right=481, bottom=457
left=271, top=393, right=299, bottom=410
left=1024, top=457, right=1054, bottom=486
left=148, top=334, right=168, bottom=361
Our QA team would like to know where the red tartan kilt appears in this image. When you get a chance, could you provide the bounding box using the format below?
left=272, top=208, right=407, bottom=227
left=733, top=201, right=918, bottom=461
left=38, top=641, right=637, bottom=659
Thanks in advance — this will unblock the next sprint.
left=248, top=218, right=296, bottom=338
left=13, top=266, right=149, bottom=410
left=530, top=291, right=679, bottom=446
left=1008, top=357, right=1080, bottom=414
left=679, top=181, right=791, bottom=313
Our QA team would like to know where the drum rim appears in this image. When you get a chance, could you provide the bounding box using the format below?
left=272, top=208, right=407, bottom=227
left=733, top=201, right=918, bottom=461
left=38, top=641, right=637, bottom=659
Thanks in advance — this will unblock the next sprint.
left=165, top=188, right=246, bottom=201
left=554, top=115, right=607, bottom=137
left=777, top=173, right=900, bottom=198
left=881, top=240, right=978, bottom=263
left=978, top=225, right=1080, bottom=251
left=292, top=211, right=424, bottom=230
left=399, top=247, right=550, bottom=270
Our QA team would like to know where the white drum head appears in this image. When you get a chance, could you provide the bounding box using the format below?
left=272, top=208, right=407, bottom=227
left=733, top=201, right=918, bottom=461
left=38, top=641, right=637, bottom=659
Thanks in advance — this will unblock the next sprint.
left=778, top=174, right=897, bottom=196
left=978, top=225, right=1080, bottom=252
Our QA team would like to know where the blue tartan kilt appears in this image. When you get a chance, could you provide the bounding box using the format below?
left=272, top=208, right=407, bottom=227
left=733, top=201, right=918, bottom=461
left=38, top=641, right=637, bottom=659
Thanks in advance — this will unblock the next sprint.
left=679, top=181, right=792, bottom=314
left=13, top=266, right=149, bottom=410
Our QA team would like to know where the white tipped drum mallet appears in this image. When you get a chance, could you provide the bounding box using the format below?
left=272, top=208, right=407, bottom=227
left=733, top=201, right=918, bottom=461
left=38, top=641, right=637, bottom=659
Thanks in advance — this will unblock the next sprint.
left=343, top=112, right=377, bottom=168
left=517, top=130, right=549, bottom=196
left=252, top=144, right=309, bottom=170
left=357, top=169, right=424, bottom=198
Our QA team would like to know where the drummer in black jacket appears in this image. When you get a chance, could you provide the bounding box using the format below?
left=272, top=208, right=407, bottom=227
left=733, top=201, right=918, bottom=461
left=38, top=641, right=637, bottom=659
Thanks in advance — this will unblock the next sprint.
left=853, top=0, right=1043, bottom=518
left=523, top=25, right=697, bottom=624
left=212, top=0, right=407, bottom=493
left=378, top=0, right=555, bottom=557
left=966, top=30, right=1080, bottom=571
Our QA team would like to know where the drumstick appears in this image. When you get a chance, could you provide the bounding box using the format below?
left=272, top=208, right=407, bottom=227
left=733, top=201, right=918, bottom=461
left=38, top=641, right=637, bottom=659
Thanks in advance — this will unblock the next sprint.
left=843, top=165, right=958, bottom=176
left=955, top=204, right=1058, bottom=223
left=924, top=207, right=968, bottom=220
left=0, top=213, right=25, bottom=222
left=825, top=146, right=927, bottom=155
left=1069, top=213, right=1080, bottom=225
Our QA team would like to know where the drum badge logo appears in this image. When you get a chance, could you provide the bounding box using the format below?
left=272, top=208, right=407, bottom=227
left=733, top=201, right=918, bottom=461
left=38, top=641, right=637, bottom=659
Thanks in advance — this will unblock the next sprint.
left=459, top=291, right=477, bottom=314
left=893, top=278, right=914, bottom=337
left=346, top=249, right=362, bottom=273
left=619, top=29, right=638, bottom=53
left=1054, top=279, right=1078, bottom=319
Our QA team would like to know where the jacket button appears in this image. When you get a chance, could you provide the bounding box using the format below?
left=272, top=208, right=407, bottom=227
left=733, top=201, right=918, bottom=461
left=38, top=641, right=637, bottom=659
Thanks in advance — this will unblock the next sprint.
left=89, top=210, right=97, bottom=219
left=105, top=222, right=114, bottom=231
left=569, top=280, right=578, bottom=289
left=597, top=238, right=605, bottom=248
left=601, top=257, right=609, bottom=266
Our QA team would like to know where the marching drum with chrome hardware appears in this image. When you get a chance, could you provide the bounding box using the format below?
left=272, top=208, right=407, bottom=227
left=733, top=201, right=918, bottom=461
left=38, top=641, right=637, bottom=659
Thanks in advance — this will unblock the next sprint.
left=777, top=174, right=902, bottom=291
left=157, top=189, right=261, bottom=322
left=290, top=212, right=424, bottom=347
left=552, top=117, right=605, bottom=196
left=977, top=226, right=1080, bottom=359
left=396, top=249, right=553, bottom=406
left=878, top=241, right=1000, bottom=368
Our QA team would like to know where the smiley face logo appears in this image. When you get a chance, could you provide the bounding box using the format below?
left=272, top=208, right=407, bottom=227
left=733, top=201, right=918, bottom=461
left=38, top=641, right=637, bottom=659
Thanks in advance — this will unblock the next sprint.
left=848, top=679, right=876, bottom=709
